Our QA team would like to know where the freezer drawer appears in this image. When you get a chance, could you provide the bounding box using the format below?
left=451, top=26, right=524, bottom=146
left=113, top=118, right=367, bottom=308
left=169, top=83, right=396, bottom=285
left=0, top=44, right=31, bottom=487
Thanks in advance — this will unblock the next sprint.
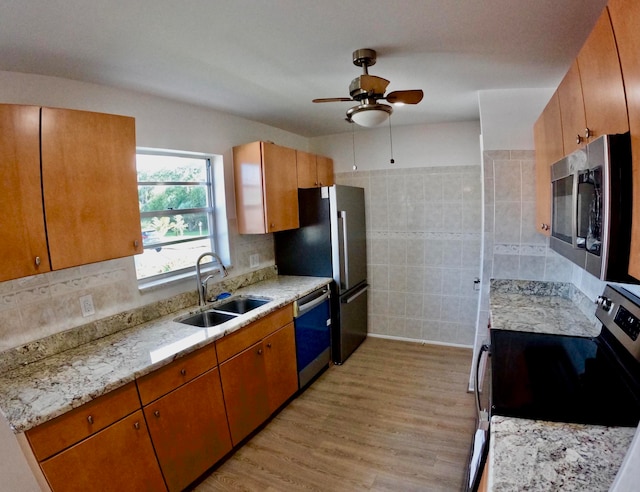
left=334, top=283, right=368, bottom=364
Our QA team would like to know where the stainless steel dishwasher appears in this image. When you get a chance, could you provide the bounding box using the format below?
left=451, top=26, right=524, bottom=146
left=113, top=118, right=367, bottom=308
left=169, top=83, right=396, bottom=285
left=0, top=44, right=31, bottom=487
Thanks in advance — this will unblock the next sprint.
left=293, top=286, right=331, bottom=388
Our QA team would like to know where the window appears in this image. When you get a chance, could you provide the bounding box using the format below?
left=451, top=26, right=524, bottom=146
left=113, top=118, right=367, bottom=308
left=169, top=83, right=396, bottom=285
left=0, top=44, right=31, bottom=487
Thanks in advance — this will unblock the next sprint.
left=135, top=149, right=228, bottom=284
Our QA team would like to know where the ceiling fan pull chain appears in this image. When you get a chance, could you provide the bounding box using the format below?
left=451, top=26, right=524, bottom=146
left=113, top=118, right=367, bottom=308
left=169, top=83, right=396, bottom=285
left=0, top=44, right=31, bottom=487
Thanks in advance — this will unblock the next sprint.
left=388, top=116, right=395, bottom=164
left=351, top=122, right=357, bottom=170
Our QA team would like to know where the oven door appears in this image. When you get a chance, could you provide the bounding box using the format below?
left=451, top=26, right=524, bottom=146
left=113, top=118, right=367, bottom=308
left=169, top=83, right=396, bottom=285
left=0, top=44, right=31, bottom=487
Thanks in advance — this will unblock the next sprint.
left=465, top=343, right=491, bottom=492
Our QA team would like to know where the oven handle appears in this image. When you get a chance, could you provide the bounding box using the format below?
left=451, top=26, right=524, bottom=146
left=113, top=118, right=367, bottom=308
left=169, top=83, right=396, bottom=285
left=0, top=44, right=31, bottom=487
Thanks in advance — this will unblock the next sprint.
left=295, top=289, right=330, bottom=318
left=474, top=343, right=490, bottom=430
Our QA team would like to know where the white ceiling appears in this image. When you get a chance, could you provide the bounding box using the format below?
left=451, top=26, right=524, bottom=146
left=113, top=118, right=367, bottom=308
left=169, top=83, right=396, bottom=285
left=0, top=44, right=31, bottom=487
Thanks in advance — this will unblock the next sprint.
left=0, top=0, right=608, bottom=137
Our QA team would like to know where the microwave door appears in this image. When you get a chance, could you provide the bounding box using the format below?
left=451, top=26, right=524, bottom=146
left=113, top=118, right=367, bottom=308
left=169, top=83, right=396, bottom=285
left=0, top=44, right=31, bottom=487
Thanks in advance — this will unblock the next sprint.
left=577, top=180, right=595, bottom=247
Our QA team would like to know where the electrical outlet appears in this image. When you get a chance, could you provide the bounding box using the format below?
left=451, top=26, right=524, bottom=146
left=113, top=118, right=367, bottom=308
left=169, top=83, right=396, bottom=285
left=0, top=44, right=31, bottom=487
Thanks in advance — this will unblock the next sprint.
left=79, top=294, right=95, bottom=317
left=250, top=254, right=260, bottom=268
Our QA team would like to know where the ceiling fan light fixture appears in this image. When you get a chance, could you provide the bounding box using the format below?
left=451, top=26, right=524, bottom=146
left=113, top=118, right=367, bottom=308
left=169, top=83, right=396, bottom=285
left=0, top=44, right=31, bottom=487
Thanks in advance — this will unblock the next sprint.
left=346, top=103, right=393, bottom=127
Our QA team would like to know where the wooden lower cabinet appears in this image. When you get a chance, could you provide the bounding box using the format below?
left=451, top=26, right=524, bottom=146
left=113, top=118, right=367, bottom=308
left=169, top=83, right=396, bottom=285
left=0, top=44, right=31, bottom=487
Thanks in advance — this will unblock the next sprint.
left=264, top=322, right=298, bottom=413
left=144, top=368, right=232, bottom=492
left=219, top=340, right=270, bottom=445
left=219, top=322, right=298, bottom=445
left=39, top=411, right=166, bottom=492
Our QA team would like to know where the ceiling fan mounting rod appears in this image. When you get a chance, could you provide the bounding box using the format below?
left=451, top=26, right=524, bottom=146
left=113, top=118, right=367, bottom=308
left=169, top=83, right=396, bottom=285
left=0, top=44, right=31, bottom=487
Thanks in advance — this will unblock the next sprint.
left=352, top=48, right=377, bottom=75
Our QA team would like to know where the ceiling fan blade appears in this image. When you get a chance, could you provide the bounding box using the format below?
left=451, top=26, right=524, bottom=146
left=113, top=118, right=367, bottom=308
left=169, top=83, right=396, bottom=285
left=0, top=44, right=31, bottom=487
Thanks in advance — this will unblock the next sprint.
left=312, top=97, right=353, bottom=103
left=385, top=90, right=424, bottom=105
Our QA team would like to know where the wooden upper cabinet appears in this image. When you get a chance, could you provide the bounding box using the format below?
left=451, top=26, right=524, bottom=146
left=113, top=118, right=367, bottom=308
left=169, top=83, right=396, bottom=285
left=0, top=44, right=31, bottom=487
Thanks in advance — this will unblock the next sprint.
left=608, top=0, right=640, bottom=280
left=296, top=151, right=335, bottom=188
left=533, top=93, right=564, bottom=237
left=576, top=7, right=629, bottom=139
left=557, top=8, right=628, bottom=155
left=41, top=108, right=142, bottom=270
left=0, top=104, right=51, bottom=281
left=316, top=155, right=335, bottom=187
left=557, top=60, right=588, bottom=154
left=296, top=150, right=318, bottom=188
left=233, top=141, right=299, bottom=233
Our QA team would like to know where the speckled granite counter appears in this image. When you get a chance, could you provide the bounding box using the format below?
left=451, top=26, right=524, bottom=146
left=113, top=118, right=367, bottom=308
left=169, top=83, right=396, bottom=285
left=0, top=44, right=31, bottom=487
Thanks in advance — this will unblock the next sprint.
left=0, top=275, right=331, bottom=433
left=487, top=279, right=634, bottom=491
left=490, top=279, right=599, bottom=337
left=488, top=416, right=635, bottom=491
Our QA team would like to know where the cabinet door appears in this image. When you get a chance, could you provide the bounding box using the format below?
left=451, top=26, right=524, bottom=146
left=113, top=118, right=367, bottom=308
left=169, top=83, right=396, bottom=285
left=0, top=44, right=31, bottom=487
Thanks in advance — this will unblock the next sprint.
left=576, top=7, right=629, bottom=140
left=533, top=93, right=564, bottom=236
left=144, top=368, right=232, bottom=492
left=40, top=108, right=142, bottom=270
left=219, top=342, right=269, bottom=445
left=608, top=0, right=640, bottom=280
left=316, top=155, right=334, bottom=187
left=296, top=150, right=317, bottom=188
left=0, top=104, right=50, bottom=281
left=40, top=411, right=166, bottom=492
left=264, top=322, right=298, bottom=413
left=262, top=142, right=299, bottom=232
left=233, top=141, right=267, bottom=234
left=557, top=60, right=587, bottom=154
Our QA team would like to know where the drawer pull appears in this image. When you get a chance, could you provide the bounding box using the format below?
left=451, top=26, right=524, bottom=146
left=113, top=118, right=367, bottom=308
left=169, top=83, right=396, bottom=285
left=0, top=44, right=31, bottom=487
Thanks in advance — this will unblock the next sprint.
left=134, top=421, right=140, bottom=430
left=87, top=415, right=94, bottom=425
left=154, top=410, right=160, bottom=418
left=257, top=348, right=263, bottom=355
left=267, top=343, right=272, bottom=349
left=180, top=368, right=186, bottom=376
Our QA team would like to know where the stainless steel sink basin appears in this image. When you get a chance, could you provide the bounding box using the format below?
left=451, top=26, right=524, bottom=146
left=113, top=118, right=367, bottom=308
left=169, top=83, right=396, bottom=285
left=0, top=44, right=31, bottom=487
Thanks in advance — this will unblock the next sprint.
left=212, top=296, right=271, bottom=314
left=177, top=311, right=236, bottom=328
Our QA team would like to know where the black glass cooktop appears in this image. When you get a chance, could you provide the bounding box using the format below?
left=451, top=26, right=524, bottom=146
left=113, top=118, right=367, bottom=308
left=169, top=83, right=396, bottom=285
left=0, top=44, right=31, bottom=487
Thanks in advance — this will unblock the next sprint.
left=490, top=328, right=640, bottom=427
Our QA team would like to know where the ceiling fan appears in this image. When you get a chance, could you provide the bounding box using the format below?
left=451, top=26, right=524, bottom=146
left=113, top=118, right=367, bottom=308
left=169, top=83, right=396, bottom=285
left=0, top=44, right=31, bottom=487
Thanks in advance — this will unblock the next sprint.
left=313, top=48, right=424, bottom=127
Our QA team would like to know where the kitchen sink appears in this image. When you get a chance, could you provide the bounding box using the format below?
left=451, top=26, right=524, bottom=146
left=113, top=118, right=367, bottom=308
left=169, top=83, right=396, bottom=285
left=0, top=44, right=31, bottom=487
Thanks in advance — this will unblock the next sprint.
left=176, top=311, right=236, bottom=328
left=212, top=296, right=271, bottom=314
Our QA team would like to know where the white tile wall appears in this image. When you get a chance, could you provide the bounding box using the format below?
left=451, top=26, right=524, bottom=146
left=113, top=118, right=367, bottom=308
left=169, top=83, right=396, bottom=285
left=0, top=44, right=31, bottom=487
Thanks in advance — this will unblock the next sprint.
left=337, top=165, right=482, bottom=346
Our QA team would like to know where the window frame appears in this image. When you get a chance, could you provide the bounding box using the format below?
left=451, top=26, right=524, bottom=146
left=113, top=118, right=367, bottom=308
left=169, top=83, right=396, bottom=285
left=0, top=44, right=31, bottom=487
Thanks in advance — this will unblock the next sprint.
left=135, top=147, right=228, bottom=288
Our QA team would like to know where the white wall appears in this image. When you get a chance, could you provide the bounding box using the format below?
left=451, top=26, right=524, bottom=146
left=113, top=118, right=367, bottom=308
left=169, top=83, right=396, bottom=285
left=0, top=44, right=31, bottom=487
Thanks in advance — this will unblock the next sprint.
left=310, top=121, right=482, bottom=172
left=478, top=88, right=554, bottom=151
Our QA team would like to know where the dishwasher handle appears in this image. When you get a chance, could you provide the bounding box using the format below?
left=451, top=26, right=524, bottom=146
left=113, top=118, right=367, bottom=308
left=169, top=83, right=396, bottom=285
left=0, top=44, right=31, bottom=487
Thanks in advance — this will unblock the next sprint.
left=295, top=289, right=330, bottom=318
left=474, top=343, right=491, bottom=430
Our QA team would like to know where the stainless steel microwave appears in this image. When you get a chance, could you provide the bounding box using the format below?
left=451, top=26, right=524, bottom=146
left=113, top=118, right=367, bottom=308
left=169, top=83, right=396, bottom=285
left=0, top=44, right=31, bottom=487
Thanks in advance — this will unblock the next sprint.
left=550, top=132, right=636, bottom=282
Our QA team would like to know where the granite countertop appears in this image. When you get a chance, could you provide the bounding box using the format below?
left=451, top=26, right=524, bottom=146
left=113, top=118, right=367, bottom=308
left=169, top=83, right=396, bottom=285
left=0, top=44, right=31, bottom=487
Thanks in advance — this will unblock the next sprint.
left=489, top=279, right=600, bottom=337
left=487, top=280, right=634, bottom=491
left=0, top=275, right=331, bottom=433
left=488, top=416, right=635, bottom=491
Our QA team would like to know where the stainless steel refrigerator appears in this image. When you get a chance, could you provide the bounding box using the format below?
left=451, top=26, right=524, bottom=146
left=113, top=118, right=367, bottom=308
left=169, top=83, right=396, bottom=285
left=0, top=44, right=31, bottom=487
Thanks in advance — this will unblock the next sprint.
left=274, top=185, right=368, bottom=364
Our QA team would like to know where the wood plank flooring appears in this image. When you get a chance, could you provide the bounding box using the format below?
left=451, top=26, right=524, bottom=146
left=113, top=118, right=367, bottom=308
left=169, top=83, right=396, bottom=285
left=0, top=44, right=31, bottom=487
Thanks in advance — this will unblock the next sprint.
left=194, top=337, right=476, bottom=492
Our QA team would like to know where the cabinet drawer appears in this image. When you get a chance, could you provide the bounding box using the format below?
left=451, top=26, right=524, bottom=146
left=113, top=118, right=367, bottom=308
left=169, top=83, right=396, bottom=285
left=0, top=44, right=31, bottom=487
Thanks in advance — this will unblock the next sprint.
left=26, top=382, right=139, bottom=461
left=136, top=342, right=218, bottom=405
left=215, top=304, right=293, bottom=363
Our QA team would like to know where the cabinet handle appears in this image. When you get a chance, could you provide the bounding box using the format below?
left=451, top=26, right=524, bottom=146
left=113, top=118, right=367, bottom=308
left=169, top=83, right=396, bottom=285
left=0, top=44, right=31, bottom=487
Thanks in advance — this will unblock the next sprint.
left=35, top=256, right=41, bottom=267
left=133, top=421, right=140, bottom=430
left=257, top=348, right=263, bottom=355
left=585, top=128, right=592, bottom=140
left=87, top=415, right=94, bottom=425
left=154, top=410, right=160, bottom=418
left=270, top=223, right=275, bottom=229
left=134, top=239, right=140, bottom=248
left=267, top=343, right=272, bottom=349
left=576, top=134, right=583, bottom=145
left=180, top=368, right=186, bottom=376
left=540, top=223, right=549, bottom=231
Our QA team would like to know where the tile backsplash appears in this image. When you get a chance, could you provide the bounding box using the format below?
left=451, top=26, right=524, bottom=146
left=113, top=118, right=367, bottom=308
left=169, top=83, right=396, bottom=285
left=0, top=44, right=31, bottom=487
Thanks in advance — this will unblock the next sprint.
left=337, top=165, right=482, bottom=346
left=0, top=218, right=275, bottom=353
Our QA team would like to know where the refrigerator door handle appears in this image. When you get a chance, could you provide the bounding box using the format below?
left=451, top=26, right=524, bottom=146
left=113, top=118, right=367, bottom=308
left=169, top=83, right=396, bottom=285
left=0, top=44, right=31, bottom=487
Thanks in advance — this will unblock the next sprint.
left=342, top=284, right=368, bottom=304
left=474, top=343, right=491, bottom=430
left=338, top=210, right=349, bottom=290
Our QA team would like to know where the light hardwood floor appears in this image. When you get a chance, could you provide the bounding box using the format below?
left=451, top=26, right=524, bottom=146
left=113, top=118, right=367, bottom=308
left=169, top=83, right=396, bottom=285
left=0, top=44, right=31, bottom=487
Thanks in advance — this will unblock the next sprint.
left=194, top=337, right=476, bottom=492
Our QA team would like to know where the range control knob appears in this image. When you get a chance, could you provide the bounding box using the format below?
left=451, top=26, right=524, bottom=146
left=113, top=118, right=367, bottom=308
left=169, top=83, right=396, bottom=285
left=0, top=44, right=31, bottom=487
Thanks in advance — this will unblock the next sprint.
left=596, top=296, right=613, bottom=312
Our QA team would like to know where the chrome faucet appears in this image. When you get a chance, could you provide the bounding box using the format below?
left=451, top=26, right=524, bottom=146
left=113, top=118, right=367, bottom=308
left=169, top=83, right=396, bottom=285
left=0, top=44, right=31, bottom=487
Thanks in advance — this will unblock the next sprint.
left=195, top=252, right=228, bottom=306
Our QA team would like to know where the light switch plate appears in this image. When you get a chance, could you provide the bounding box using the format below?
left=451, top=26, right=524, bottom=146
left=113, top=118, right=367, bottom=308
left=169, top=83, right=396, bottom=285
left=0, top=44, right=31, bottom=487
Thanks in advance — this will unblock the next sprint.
left=79, top=294, right=95, bottom=317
